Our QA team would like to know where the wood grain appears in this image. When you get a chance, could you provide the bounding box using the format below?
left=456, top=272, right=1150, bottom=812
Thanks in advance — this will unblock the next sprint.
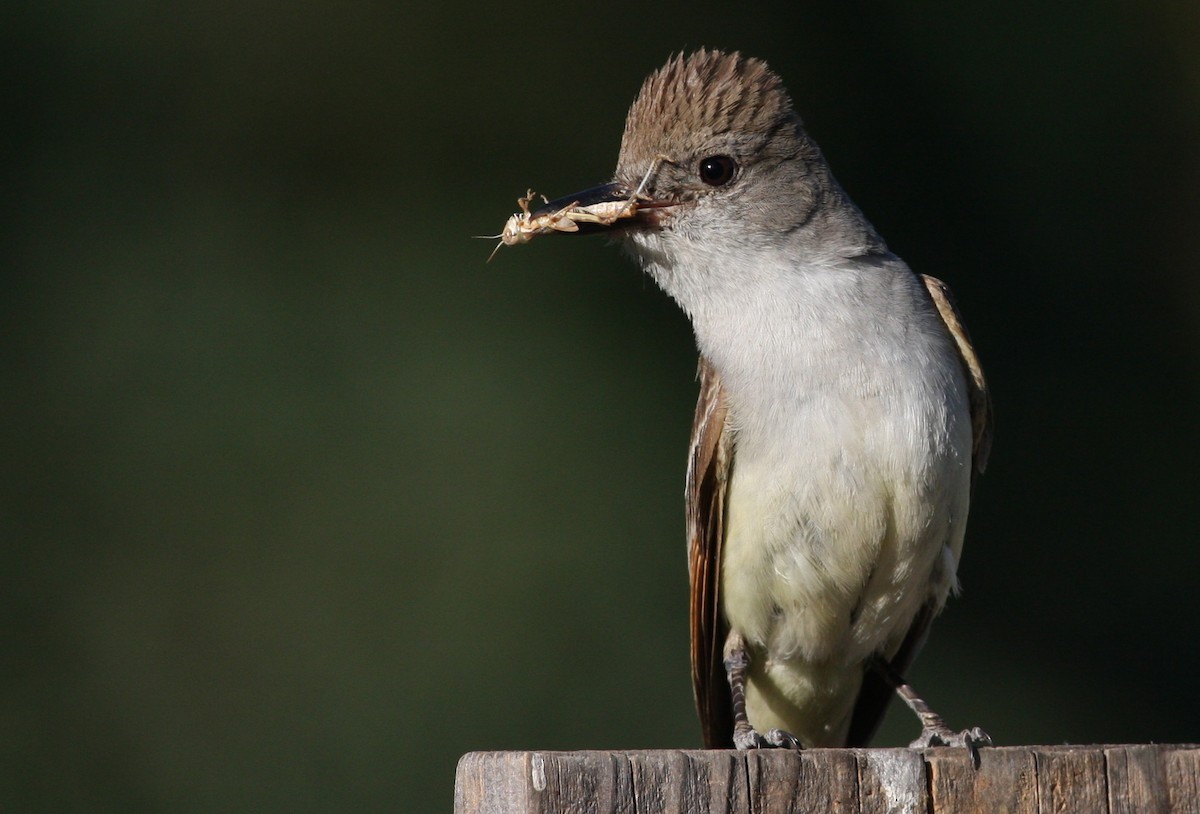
left=454, top=745, right=1200, bottom=814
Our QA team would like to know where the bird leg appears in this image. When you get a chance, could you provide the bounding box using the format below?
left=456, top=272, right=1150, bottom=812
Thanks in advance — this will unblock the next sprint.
left=723, top=630, right=803, bottom=749
left=871, top=656, right=991, bottom=760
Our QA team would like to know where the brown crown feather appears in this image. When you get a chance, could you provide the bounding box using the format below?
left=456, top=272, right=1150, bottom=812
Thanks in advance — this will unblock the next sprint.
left=618, top=50, right=799, bottom=176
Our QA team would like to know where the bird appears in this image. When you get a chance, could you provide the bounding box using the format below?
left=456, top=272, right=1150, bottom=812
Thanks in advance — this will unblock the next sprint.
left=513, top=49, right=992, bottom=750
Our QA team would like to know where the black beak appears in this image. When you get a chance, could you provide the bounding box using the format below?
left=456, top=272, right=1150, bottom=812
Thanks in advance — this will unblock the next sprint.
left=533, top=181, right=678, bottom=235
left=529, top=182, right=633, bottom=234
left=533, top=182, right=628, bottom=214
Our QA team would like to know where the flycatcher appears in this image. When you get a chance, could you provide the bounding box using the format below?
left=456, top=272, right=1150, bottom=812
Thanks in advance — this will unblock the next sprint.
left=511, top=49, right=991, bottom=750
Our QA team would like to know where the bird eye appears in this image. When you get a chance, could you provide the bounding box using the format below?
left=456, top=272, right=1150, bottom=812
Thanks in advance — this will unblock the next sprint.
left=698, top=155, right=736, bottom=186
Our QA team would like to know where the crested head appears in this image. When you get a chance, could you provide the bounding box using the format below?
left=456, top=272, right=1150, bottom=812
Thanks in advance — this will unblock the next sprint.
left=609, top=49, right=883, bottom=272
left=618, top=50, right=803, bottom=177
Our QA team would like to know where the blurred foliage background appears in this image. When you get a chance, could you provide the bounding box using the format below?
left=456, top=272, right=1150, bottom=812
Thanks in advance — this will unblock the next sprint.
left=4, top=1, right=1200, bottom=810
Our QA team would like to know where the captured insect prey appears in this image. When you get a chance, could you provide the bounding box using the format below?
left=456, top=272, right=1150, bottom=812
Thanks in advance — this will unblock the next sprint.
left=482, top=191, right=639, bottom=262
left=482, top=157, right=669, bottom=261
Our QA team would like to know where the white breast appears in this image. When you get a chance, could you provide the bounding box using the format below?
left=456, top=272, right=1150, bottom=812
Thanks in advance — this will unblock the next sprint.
left=691, top=256, right=972, bottom=666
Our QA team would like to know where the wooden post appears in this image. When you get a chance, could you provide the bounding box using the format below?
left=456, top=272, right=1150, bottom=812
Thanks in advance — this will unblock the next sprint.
left=455, top=745, right=1199, bottom=813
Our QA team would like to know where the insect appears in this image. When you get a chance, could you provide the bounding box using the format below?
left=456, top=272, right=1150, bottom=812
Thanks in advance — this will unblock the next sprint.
left=484, top=191, right=640, bottom=262
left=483, top=156, right=670, bottom=262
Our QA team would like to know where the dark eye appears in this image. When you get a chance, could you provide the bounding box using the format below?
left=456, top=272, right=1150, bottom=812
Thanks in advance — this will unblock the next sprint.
left=698, top=155, right=736, bottom=186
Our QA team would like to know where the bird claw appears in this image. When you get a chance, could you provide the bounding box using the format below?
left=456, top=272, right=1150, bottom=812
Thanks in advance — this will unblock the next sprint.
left=910, top=725, right=991, bottom=764
left=733, top=724, right=804, bottom=750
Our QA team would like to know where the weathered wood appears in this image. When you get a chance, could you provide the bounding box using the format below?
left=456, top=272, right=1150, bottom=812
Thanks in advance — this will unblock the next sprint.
left=1165, top=748, right=1200, bottom=813
left=926, top=745, right=1037, bottom=812
left=1035, top=747, right=1108, bottom=814
left=454, top=745, right=1200, bottom=814
left=1106, top=744, right=1167, bottom=814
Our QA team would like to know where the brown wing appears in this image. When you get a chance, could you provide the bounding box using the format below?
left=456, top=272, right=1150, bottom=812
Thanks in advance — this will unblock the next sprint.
left=921, top=274, right=993, bottom=479
left=845, top=273, right=993, bottom=747
left=687, top=355, right=734, bottom=748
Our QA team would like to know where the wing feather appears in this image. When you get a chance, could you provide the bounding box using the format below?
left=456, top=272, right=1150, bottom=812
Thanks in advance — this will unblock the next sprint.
left=921, top=274, right=993, bottom=478
left=686, top=356, right=734, bottom=748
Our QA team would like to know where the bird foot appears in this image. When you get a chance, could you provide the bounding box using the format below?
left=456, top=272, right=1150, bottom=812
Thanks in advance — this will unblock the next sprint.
left=910, top=724, right=991, bottom=764
left=733, top=724, right=803, bottom=750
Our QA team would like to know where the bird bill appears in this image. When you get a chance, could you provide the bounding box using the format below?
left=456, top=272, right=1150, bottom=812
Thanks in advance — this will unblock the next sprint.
left=486, top=190, right=639, bottom=261
left=484, top=157, right=671, bottom=261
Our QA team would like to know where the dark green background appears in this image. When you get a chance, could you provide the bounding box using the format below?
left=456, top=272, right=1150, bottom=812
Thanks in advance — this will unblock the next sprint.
left=5, top=2, right=1199, bottom=810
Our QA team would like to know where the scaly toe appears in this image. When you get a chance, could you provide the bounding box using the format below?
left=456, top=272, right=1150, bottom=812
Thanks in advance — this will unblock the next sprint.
left=733, top=724, right=804, bottom=750
left=910, top=724, right=991, bottom=749
left=765, top=728, right=804, bottom=749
